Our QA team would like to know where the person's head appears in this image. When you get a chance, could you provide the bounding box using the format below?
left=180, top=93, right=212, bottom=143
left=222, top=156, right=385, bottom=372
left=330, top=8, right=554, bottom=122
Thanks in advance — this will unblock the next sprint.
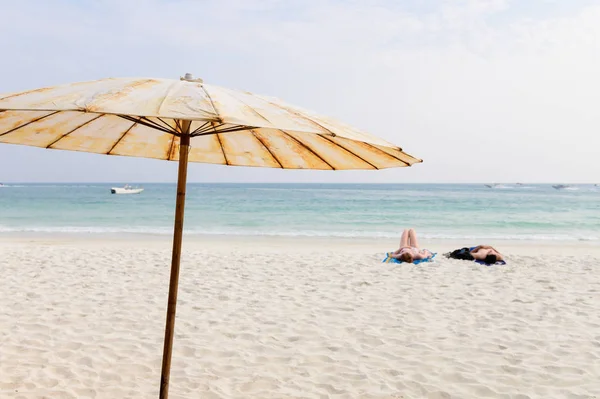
left=400, top=252, right=414, bottom=263
left=484, top=254, right=498, bottom=264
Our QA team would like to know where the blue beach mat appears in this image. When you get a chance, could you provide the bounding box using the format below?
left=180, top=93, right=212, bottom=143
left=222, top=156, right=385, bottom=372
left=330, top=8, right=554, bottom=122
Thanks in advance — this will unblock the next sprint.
left=382, top=252, right=437, bottom=264
left=475, top=259, right=506, bottom=266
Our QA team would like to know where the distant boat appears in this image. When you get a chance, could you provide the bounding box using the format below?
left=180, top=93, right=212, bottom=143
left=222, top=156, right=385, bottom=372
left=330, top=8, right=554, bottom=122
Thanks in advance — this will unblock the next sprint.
left=111, top=184, right=144, bottom=194
left=484, top=183, right=510, bottom=189
left=552, top=184, right=576, bottom=190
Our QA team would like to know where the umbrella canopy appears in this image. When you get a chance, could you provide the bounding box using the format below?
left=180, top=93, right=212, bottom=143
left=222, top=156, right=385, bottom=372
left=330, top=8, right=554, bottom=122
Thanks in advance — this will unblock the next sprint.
left=0, top=74, right=422, bottom=399
left=0, top=75, right=421, bottom=169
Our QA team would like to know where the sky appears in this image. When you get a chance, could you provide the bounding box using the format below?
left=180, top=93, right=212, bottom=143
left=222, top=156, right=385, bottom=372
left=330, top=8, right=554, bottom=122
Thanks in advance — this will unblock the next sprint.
left=1, top=0, right=599, bottom=183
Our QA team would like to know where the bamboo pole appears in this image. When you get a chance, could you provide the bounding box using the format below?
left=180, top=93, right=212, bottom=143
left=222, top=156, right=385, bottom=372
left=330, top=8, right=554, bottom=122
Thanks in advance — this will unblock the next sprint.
left=160, top=121, right=191, bottom=399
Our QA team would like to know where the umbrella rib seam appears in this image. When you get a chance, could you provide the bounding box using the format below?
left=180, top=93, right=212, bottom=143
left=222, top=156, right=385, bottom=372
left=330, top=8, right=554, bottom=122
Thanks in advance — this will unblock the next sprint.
left=155, top=81, right=180, bottom=117
left=215, top=132, right=229, bottom=165
left=84, top=79, right=155, bottom=112
left=256, top=97, right=337, bottom=136
left=362, top=142, right=413, bottom=166
left=223, top=91, right=272, bottom=124
left=107, top=119, right=140, bottom=155
left=250, top=129, right=284, bottom=168
left=200, top=86, right=221, bottom=122
left=318, top=135, right=379, bottom=170
left=278, top=130, right=335, bottom=170
left=0, top=111, right=60, bottom=137
left=46, top=114, right=105, bottom=148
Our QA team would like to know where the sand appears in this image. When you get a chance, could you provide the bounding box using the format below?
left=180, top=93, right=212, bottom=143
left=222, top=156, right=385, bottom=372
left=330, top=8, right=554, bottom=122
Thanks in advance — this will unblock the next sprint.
left=1, top=234, right=599, bottom=399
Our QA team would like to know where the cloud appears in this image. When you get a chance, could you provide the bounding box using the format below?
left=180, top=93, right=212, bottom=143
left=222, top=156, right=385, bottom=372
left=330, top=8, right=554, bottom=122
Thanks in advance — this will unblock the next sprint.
left=1, top=0, right=599, bottom=183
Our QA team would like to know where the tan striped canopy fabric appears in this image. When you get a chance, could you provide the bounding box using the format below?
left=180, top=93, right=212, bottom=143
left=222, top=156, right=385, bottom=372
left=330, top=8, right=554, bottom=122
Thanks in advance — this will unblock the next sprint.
left=0, top=77, right=421, bottom=169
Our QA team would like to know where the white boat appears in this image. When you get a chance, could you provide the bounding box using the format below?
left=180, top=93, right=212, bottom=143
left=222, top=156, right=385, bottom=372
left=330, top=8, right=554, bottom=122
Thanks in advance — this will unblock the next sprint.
left=484, top=183, right=511, bottom=189
left=552, top=184, right=575, bottom=190
left=111, top=184, right=144, bottom=194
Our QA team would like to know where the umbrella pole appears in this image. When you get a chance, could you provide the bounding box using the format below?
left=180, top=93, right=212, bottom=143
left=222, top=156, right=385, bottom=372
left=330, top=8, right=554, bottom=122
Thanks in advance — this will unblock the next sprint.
left=160, top=125, right=191, bottom=399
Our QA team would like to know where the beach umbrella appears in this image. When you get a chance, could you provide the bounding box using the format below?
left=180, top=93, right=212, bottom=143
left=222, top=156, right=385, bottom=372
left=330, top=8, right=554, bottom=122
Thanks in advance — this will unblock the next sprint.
left=0, top=73, right=422, bottom=398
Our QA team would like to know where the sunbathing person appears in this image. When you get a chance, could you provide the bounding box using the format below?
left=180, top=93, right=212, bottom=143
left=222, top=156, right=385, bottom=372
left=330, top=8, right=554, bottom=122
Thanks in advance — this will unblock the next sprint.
left=389, top=229, right=433, bottom=263
left=470, top=245, right=504, bottom=264
left=444, top=245, right=505, bottom=264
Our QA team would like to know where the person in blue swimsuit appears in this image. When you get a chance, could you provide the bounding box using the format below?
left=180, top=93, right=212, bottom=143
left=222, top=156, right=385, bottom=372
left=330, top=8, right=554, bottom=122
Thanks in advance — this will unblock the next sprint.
left=470, top=245, right=504, bottom=264
left=389, top=229, right=433, bottom=263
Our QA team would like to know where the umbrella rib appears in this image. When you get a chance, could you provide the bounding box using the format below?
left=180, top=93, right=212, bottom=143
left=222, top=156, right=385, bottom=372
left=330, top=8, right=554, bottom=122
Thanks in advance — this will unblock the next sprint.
left=191, top=122, right=210, bottom=136
left=361, top=142, right=413, bottom=166
left=212, top=125, right=253, bottom=134
left=46, top=114, right=104, bottom=148
left=107, top=119, right=139, bottom=155
left=145, top=116, right=176, bottom=133
left=196, top=122, right=224, bottom=134
left=156, top=117, right=175, bottom=131
left=118, top=115, right=175, bottom=135
left=193, top=124, right=254, bottom=136
left=250, top=129, right=284, bottom=168
left=166, top=132, right=177, bottom=160
left=318, top=135, right=378, bottom=170
left=215, top=132, right=229, bottom=165
left=0, top=111, right=60, bottom=137
left=278, top=130, right=335, bottom=170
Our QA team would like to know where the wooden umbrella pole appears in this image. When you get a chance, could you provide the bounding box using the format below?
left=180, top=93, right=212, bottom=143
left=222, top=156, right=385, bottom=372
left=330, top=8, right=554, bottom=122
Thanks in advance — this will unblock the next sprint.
left=160, top=122, right=191, bottom=399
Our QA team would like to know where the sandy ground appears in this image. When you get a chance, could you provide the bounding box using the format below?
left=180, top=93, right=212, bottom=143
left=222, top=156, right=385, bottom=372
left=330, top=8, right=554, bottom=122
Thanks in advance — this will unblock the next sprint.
left=1, top=234, right=599, bottom=399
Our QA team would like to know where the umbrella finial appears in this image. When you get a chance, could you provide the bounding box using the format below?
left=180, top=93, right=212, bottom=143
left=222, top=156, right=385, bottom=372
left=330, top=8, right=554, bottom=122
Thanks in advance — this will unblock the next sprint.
left=180, top=73, right=203, bottom=84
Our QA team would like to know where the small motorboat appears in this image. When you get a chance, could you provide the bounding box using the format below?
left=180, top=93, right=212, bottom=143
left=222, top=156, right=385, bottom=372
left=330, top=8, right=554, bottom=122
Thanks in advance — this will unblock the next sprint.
left=111, top=184, right=144, bottom=194
left=552, top=184, right=575, bottom=190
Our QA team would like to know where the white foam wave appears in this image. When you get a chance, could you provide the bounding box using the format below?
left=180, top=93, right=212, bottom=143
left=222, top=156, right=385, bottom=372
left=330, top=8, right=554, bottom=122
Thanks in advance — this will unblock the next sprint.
left=0, top=225, right=598, bottom=242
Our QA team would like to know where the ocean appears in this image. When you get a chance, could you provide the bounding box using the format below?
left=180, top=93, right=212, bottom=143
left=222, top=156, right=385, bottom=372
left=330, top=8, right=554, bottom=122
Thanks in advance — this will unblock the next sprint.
left=1, top=183, right=599, bottom=242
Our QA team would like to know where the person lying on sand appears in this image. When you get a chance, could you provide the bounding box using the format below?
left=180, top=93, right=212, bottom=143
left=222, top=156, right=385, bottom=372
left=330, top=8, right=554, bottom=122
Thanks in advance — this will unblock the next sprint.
left=389, top=229, right=433, bottom=264
left=470, top=245, right=504, bottom=264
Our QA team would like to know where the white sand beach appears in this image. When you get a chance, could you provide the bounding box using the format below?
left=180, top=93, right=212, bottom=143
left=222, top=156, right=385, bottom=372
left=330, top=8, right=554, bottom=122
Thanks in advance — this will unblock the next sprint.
left=1, top=235, right=599, bottom=399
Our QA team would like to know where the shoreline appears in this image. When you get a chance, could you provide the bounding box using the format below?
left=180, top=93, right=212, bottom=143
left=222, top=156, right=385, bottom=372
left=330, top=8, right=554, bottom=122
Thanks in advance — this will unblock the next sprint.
left=3, top=232, right=600, bottom=256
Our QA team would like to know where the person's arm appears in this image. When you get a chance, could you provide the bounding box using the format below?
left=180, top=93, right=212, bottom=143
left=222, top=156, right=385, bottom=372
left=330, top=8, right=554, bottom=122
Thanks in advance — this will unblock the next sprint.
left=415, top=249, right=432, bottom=259
left=472, top=245, right=494, bottom=252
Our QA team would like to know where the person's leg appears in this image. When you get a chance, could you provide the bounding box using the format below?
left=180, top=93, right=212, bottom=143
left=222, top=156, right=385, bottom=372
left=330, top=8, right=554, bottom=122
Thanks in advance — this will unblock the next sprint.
left=391, top=230, right=410, bottom=255
left=400, top=229, right=410, bottom=249
left=408, top=228, right=420, bottom=249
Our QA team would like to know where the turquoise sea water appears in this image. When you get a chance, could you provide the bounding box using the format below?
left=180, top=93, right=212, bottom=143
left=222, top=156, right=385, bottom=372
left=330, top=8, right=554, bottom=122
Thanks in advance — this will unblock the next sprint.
left=1, top=183, right=599, bottom=241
